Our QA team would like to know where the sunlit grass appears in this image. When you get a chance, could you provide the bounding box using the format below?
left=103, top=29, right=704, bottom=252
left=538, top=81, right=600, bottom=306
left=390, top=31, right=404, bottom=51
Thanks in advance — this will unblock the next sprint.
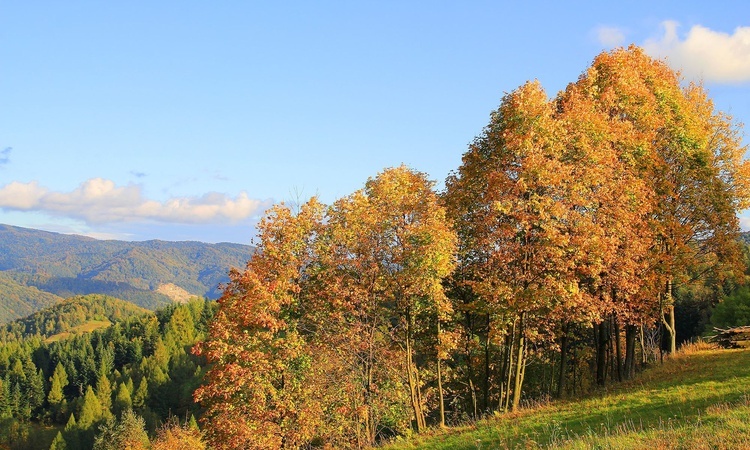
left=44, top=319, right=112, bottom=343
left=384, top=346, right=750, bottom=449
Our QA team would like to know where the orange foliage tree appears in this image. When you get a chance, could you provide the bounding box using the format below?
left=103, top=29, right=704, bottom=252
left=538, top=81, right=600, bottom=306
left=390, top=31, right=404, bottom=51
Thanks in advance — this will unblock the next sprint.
left=194, top=200, right=325, bottom=450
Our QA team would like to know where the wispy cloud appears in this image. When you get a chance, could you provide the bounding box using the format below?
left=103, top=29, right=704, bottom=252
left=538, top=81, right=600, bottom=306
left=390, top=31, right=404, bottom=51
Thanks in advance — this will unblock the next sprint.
left=644, top=21, right=750, bottom=84
left=130, top=170, right=147, bottom=178
left=0, top=147, right=11, bottom=166
left=0, top=178, right=271, bottom=225
left=594, top=26, right=626, bottom=48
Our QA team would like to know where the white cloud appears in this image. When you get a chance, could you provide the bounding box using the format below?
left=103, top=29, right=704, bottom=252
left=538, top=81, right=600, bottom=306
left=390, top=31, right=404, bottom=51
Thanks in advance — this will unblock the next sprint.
left=740, top=214, right=750, bottom=231
left=0, top=178, right=271, bottom=225
left=594, top=26, right=626, bottom=48
left=644, top=21, right=750, bottom=83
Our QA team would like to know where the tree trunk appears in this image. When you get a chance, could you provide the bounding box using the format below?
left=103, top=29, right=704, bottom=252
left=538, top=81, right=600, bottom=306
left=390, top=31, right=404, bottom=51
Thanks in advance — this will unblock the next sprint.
left=414, top=362, right=426, bottom=430
left=483, top=314, right=490, bottom=413
left=437, top=321, right=446, bottom=428
left=511, top=312, right=525, bottom=411
left=624, top=324, right=637, bottom=379
left=661, top=277, right=677, bottom=354
left=557, top=322, right=569, bottom=398
left=504, top=319, right=516, bottom=412
left=594, top=320, right=608, bottom=386
left=405, top=308, right=425, bottom=432
left=363, top=323, right=376, bottom=446
left=464, top=310, right=478, bottom=420
left=613, top=315, right=623, bottom=383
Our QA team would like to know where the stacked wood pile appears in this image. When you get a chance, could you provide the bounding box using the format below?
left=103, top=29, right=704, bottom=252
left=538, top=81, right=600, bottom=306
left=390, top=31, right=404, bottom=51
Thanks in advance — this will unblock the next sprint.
left=711, top=326, right=750, bottom=349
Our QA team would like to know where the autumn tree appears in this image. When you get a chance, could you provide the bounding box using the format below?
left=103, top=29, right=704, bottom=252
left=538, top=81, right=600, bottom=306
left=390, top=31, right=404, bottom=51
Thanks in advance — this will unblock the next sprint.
left=318, top=166, right=456, bottom=433
left=571, top=46, right=750, bottom=354
left=194, top=199, right=325, bottom=450
left=152, top=418, right=206, bottom=450
left=554, top=74, right=655, bottom=386
left=445, top=81, right=592, bottom=410
left=92, top=409, right=150, bottom=450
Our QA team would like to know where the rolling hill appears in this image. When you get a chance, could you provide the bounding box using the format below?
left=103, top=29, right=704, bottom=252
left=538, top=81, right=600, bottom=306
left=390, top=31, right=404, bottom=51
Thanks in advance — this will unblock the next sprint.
left=0, top=224, right=253, bottom=323
left=2, top=293, right=150, bottom=341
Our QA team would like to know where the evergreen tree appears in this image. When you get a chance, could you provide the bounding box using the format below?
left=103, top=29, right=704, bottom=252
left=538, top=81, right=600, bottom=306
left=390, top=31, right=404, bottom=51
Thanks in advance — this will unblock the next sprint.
left=0, top=377, right=9, bottom=418
left=114, top=382, right=132, bottom=416
left=28, top=368, right=46, bottom=418
left=48, top=363, right=69, bottom=422
left=78, top=386, right=103, bottom=428
left=133, top=378, right=148, bottom=409
left=11, top=380, right=25, bottom=419
left=48, top=431, right=68, bottom=450
left=95, top=372, right=113, bottom=420
left=63, top=413, right=80, bottom=450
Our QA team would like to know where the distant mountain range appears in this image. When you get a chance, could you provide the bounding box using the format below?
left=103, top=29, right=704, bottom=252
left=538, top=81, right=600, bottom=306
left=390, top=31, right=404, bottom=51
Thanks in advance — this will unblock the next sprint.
left=0, top=224, right=254, bottom=323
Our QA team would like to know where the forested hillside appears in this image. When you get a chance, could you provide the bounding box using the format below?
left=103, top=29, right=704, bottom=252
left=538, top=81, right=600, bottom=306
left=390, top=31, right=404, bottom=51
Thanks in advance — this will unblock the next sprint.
left=0, top=273, right=62, bottom=324
left=0, top=294, right=212, bottom=449
left=1, top=294, right=148, bottom=341
left=0, top=224, right=254, bottom=322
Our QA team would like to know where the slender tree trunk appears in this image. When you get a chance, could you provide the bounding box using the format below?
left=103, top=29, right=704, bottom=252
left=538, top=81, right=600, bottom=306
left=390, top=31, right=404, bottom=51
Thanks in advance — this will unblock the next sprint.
left=606, top=320, right=613, bottom=383
left=557, top=322, right=569, bottom=398
left=436, top=321, right=446, bottom=428
left=405, top=309, right=425, bottom=432
left=483, top=314, right=491, bottom=413
left=511, top=312, right=525, bottom=412
left=572, top=346, right=578, bottom=396
left=595, top=320, right=608, bottom=386
left=613, top=315, right=623, bottom=383
left=498, top=325, right=511, bottom=411
left=548, top=350, right=555, bottom=395
left=661, top=277, right=677, bottom=354
left=414, top=362, right=426, bottom=430
left=366, top=323, right=376, bottom=446
left=504, top=319, right=517, bottom=412
left=469, top=378, right=478, bottom=420
left=624, top=324, right=637, bottom=379
left=640, top=325, right=647, bottom=364
left=464, top=311, right=478, bottom=420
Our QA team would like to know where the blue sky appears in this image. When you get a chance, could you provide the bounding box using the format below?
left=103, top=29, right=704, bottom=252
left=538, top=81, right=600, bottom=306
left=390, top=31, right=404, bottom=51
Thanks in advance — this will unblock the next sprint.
left=1, top=1, right=749, bottom=244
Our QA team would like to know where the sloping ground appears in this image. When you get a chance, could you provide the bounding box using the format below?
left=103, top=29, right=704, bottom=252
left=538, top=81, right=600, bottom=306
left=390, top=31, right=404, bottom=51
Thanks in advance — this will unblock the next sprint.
left=44, top=319, right=112, bottom=343
left=385, top=347, right=750, bottom=449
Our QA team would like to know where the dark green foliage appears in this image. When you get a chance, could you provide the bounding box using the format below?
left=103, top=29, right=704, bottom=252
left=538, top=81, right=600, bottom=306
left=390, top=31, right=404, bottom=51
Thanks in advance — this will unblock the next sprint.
left=113, top=382, right=132, bottom=417
left=710, top=287, right=750, bottom=329
left=49, top=431, right=67, bottom=450
left=0, top=223, right=254, bottom=322
left=0, top=297, right=213, bottom=449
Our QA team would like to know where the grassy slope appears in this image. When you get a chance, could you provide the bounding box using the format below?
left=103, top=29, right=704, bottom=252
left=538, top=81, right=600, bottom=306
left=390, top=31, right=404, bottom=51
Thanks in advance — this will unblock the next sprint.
left=385, top=346, right=750, bottom=449
left=44, top=319, right=112, bottom=343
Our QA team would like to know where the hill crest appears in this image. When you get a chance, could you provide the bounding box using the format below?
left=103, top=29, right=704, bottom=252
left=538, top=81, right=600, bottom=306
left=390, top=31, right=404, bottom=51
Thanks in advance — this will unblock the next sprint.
left=0, top=223, right=253, bottom=323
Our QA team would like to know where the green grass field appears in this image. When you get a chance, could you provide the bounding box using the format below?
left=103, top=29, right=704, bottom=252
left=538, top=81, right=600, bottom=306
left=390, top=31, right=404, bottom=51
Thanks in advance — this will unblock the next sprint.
left=384, top=345, right=750, bottom=449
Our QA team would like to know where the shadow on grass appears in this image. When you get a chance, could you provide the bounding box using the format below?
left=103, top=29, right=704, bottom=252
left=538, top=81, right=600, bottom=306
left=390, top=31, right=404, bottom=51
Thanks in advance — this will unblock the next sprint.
left=389, top=349, right=750, bottom=450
